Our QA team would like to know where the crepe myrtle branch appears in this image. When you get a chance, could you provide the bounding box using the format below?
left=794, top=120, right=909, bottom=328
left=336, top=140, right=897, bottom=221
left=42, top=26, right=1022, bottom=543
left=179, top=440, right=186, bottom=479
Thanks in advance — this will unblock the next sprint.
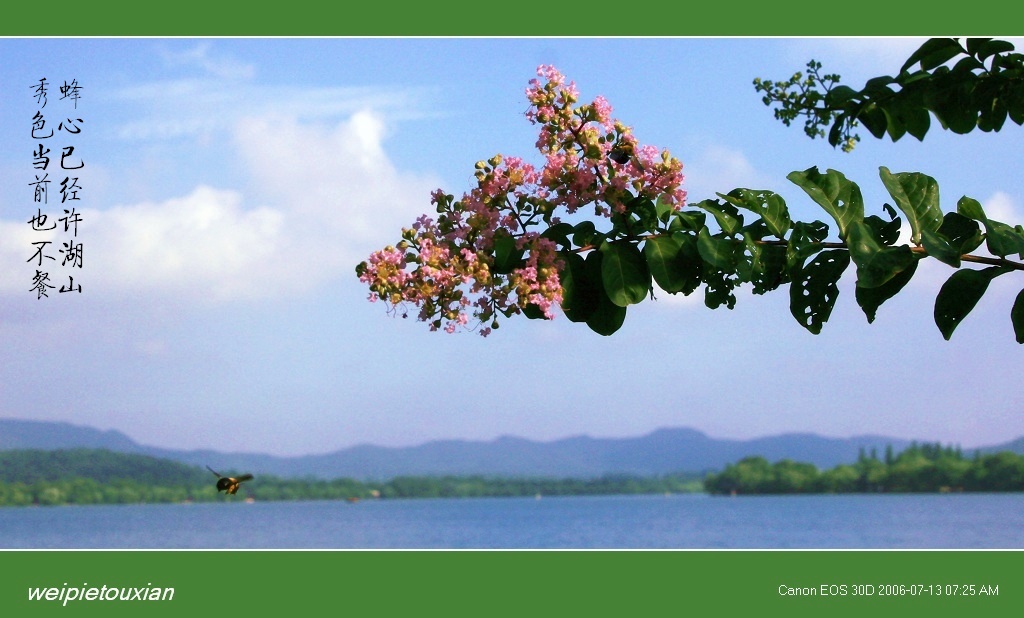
left=358, top=64, right=1024, bottom=342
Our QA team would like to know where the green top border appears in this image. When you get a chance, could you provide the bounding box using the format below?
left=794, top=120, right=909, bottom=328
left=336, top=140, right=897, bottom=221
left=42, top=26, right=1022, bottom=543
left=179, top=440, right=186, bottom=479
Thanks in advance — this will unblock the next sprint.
left=3, top=1, right=1023, bottom=36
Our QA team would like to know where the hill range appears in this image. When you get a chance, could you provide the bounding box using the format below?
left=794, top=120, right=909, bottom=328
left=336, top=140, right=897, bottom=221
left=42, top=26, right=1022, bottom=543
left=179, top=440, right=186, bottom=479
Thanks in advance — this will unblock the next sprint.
left=2, top=418, right=1018, bottom=480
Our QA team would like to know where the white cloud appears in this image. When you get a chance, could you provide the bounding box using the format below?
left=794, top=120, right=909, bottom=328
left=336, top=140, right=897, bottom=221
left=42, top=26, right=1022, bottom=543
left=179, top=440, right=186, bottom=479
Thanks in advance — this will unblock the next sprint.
left=1, top=110, right=442, bottom=306
left=87, top=186, right=291, bottom=302
left=982, top=191, right=1021, bottom=224
left=685, top=144, right=775, bottom=202
left=232, top=110, right=441, bottom=262
left=158, top=41, right=256, bottom=81
left=111, top=79, right=430, bottom=143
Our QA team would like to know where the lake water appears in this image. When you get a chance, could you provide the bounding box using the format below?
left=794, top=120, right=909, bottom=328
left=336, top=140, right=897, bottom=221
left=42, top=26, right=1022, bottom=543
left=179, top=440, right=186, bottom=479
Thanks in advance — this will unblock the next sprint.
left=2, top=493, right=1023, bottom=549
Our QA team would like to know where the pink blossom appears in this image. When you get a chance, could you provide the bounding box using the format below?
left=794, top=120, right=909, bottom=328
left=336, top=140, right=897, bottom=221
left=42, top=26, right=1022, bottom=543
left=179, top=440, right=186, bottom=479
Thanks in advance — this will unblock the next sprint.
left=358, top=64, right=685, bottom=335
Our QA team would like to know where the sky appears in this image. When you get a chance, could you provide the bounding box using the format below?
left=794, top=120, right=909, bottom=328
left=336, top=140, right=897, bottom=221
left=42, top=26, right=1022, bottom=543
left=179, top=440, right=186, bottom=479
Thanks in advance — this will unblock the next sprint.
left=1, top=37, right=1022, bottom=457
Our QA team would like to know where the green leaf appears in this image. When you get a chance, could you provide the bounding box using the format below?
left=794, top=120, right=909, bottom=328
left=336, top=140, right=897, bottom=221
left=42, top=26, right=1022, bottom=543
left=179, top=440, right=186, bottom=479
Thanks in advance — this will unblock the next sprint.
left=522, top=303, right=546, bottom=319
left=787, top=167, right=864, bottom=239
left=956, top=196, right=1024, bottom=257
left=741, top=233, right=788, bottom=295
left=899, top=99, right=932, bottom=141
left=880, top=105, right=907, bottom=141
left=984, top=220, right=1024, bottom=258
left=923, top=212, right=984, bottom=266
left=558, top=251, right=598, bottom=323
left=584, top=251, right=627, bottom=336
left=628, top=196, right=659, bottom=233
left=718, top=189, right=791, bottom=239
left=863, top=76, right=896, bottom=92
left=921, top=229, right=962, bottom=267
left=878, top=167, right=942, bottom=244
left=789, top=249, right=851, bottom=334
left=956, top=196, right=987, bottom=221
left=934, top=266, right=1011, bottom=340
left=942, top=212, right=985, bottom=254
left=975, top=38, right=1015, bottom=61
left=786, top=220, right=830, bottom=270
left=825, top=85, right=858, bottom=106
left=572, top=221, right=599, bottom=248
left=845, top=221, right=916, bottom=289
left=669, top=210, right=706, bottom=233
left=697, top=228, right=739, bottom=271
left=927, top=77, right=977, bottom=134
left=703, top=267, right=737, bottom=310
left=1012, top=289, right=1024, bottom=344
left=862, top=204, right=902, bottom=246
left=599, top=240, right=651, bottom=307
left=1007, top=288, right=1024, bottom=343
left=655, top=195, right=675, bottom=223
left=965, top=38, right=991, bottom=57
left=644, top=235, right=701, bottom=295
left=695, top=199, right=743, bottom=236
left=859, top=104, right=890, bottom=139
left=492, top=229, right=522, bottom=274
left=856, top=258, right=919, bottom=323
left=541, top=222, right=574, bottom=250
left=1009, top=81, right=1024, bottom=125
left=900, top=38, right=964, bottom=73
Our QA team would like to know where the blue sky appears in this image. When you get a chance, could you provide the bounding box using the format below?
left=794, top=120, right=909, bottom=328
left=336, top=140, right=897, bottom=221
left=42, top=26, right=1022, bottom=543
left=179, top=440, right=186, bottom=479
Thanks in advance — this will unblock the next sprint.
left=1, top=38, right=1022, bottom=457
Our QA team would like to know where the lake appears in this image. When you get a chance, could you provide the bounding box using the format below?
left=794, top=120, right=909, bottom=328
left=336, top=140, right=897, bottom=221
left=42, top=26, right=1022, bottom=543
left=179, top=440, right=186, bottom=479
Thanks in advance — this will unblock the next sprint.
left=2, top=493, right=1023, bottom=549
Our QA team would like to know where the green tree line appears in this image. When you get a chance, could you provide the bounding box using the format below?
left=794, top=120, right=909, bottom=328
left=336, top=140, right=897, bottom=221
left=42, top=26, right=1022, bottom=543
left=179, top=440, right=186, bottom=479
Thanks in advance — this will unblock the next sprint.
left=0, top=449, right=702, bottom=507
left=704, top=443, right=1024, bottom=495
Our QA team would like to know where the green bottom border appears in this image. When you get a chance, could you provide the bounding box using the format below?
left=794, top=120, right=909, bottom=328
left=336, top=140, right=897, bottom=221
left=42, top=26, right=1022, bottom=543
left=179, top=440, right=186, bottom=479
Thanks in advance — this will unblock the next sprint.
left=2, top=550, right=1018, bottom=616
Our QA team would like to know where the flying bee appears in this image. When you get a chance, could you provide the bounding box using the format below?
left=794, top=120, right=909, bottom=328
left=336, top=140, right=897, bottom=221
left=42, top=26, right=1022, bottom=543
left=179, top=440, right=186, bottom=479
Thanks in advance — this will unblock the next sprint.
left=608, top=147, right=631, bottom=165
left=206, top=465, right=254, bottom=495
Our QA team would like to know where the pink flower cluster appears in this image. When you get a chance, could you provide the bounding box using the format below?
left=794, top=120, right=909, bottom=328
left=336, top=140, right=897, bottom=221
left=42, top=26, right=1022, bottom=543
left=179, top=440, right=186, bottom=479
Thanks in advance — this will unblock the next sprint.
left=526, top=65, right=686, bottom=216
left=357, top=66, right=686, bottom=335
left=357, top=158, right=564, bottom=336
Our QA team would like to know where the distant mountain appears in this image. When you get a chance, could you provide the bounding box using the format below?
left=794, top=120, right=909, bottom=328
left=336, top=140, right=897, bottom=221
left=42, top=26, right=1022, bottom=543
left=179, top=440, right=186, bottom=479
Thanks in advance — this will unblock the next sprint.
left=0, top=419, right=143, bottom=452
left=2, top=418, right=1020, bottom=480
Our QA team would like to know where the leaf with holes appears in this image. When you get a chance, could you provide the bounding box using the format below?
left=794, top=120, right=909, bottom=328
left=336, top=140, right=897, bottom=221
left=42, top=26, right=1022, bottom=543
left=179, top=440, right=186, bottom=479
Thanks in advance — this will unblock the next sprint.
left=879, top=167, right=942, bottom=244
left=789, top=249, right=851, bottom=334
left=845, top=221, right=916, bottom=289
left=718, top=189, right=791, bottom=239
left=696, top=199, right=743, bottom=236
left=788, top=167, right=864, bottom=239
